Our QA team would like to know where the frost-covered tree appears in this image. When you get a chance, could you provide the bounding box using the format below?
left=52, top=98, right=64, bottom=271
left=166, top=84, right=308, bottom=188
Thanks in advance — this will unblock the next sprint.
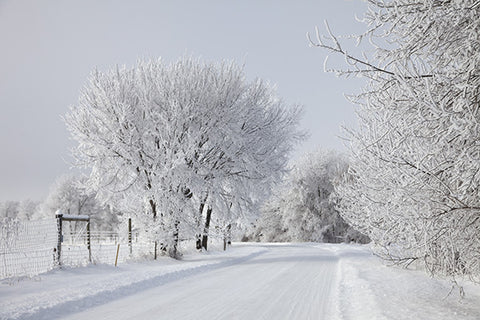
left=17, top=199, right=40, bottom=220
left=41, top=175, right=94, bottom=217
left=311, top=0, right=480, bottom=280
left=0, top=200, right=40, bottom=220
left=66, top=58, right=302, bottom=257
left=194, top=84, right=304, bottom=250
left=39, top=174, right=120, bottom=232
left=0, top=201, right=19, bottom=219
left=253, top=150, right=368, bottom=243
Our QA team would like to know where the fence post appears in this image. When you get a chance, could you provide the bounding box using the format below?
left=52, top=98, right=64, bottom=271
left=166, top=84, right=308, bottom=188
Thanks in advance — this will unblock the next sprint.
left=87, top=219, right=91, bottom=263
left=55, top=212, right=63, bottom=266
left=154, top=241, right=157, bottom=260
left=128, top=218, right=132, bottom=256
left=115, top=244, right=120, bottom=267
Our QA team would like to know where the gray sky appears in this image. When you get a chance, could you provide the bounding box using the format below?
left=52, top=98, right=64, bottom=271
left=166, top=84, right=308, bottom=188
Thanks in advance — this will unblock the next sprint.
left=0, top=0, right=367, bottom=202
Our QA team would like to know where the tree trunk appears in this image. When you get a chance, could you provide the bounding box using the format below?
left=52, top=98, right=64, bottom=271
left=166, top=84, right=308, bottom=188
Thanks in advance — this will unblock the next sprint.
left=201, top=207, right=212, bottom=251
left=196, top=201, right=205, bottom=250
left=171, top=220, right=180, bottom=259
left=223, top=224, right=231, bottom=251
left=150, top=199, right=158, bottom=260
left=196, top=194, right=208, bottom=250
left=149, top=199, right=157, bottom=219
left=196, top=236, right=202, bottom=250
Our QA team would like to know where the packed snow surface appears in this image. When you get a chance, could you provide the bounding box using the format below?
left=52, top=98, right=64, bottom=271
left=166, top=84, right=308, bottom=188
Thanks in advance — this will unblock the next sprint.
left=1, top=243, right=479, bottom=320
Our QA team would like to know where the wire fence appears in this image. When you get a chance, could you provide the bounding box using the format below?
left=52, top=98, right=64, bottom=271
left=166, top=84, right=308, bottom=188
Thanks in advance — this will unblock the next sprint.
left=0, top=216, right=231, bottom=280
left=0, top=218, right=57, bottom=279
left=59, top=229, right=154, bottom=266
left=0, top=217, right=155, bottom=280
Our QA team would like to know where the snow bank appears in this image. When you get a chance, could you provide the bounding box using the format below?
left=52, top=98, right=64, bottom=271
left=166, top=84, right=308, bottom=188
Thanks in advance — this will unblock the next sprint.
left=331, top=244, right=480, bottom=320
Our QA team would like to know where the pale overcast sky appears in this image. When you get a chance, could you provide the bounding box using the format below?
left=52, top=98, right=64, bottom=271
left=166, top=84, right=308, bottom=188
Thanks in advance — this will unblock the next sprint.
left=0, top=0, right=367, bottom=202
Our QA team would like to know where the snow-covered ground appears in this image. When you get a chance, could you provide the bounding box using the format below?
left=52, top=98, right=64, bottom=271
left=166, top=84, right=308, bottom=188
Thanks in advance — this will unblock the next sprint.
left=1, top=243, right=479, bottom=320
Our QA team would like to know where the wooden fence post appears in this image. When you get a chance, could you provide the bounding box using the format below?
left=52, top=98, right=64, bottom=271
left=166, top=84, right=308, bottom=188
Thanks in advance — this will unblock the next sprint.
left=55, top=212, right=63, bottom=266
left=128, top=218, right=132, bottom=256
left=115, top=244, right=120, bottom=267
left=87, top=220, right=91, bottom=263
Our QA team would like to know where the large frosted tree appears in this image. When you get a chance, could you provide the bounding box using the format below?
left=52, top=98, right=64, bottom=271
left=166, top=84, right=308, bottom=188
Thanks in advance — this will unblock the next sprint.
left=311, top=0, right=480, bottom=281
left=66, top=58, right=302, bottom=257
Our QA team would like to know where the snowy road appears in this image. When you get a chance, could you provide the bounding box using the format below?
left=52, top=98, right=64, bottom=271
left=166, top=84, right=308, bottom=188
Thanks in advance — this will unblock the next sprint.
left=64, top=244, right=339, bottom=320
left=2, top=243, right=480, bottom=320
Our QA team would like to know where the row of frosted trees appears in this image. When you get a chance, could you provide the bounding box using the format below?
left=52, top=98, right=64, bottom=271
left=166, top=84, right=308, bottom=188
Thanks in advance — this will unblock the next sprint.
left=66, top=58, right=303, bottom=258
left=0, top=175, right=121, bottom=233
left=312, top=0, right=480, bottom=282
left=251, top=149, right=369, bottom=244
